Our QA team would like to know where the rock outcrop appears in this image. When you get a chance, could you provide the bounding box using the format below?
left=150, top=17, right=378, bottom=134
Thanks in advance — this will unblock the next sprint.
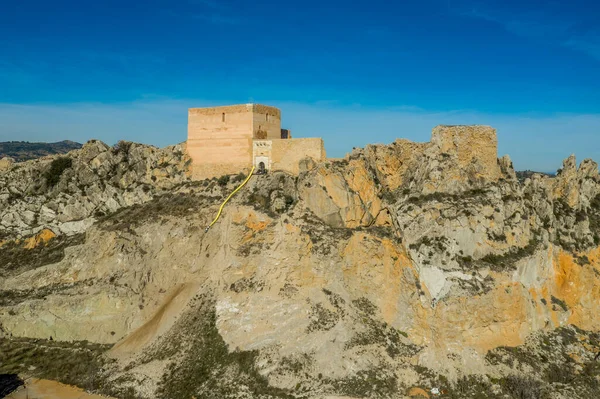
left=0, top=140, right=190, bottom=238
left=1, top=126, right=600, bottom=399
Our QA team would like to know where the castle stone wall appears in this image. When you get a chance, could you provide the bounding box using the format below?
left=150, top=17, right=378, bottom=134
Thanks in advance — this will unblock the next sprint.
left=187, top=104, right=280, bottom=179
left=252, top=106, right=281, bottom=140
left=271, top=138, right=326, bottom=175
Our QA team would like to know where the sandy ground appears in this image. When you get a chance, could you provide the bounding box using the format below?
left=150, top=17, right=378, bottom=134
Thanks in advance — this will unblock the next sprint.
left=6, top=378, right=114, bottom=399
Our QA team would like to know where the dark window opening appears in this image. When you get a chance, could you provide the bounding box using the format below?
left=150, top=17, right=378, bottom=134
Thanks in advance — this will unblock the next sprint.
left=222, top=113, right=225, bottom=122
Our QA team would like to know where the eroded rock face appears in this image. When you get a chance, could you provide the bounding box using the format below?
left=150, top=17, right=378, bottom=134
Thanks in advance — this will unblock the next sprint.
left=354, top=125, right=509, bottom=197
left=1, top=126, right=600, bottom=398
left=0, top=140, right=190, bottom=239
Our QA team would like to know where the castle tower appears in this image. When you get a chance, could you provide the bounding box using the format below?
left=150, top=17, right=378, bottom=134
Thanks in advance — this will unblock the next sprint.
left=187, top=104, right=282, bottom=179
left=186, top=103, right=325, bottom=180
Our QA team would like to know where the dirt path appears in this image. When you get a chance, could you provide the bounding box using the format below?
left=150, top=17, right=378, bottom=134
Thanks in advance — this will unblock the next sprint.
left=6, top=378, right=115, bottom=399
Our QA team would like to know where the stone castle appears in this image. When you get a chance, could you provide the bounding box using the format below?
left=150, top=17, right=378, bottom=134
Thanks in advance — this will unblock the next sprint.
left=187, top=104, right=325, bottom=179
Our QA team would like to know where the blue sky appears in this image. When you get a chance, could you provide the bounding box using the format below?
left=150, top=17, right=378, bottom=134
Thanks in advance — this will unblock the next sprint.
left=0, top=0, right=599, bottom=172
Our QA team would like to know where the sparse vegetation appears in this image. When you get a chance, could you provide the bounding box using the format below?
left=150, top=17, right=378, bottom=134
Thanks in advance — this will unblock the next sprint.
left=231, top=172, right=246, bottom=183
left=217, top=174, right=230, bottom=186
left=0, top=233, right=85, bottom=278
left=407, top=188, right=491, bottom=205
left=98, top=192, right=216, bottom=231
left=483, top=326, right=600, bottom=398
left=478, top=238, right=540, bottom=271
left=551, top=295, right=569, bottom=312
left=346, top=297, right=417, bottom=359
left=0, top=337, right=113, bottom=394
left=0, top=279, right=94, bottom=306
left=44, top=156, right=73, bottom=187
left=112, top=140, right=132, bottom=154
left=306, top=303, right=340, bottom=332
left=500, top=375, right=544, bottom=399
left=229, top=276, right=265, bottom=293
left=152, top=296, right=294, bottom=399
left=327, top=368, right=398, bottom=398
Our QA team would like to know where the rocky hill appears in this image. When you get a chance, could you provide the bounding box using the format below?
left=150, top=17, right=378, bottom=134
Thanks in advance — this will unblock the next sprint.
left=515, top=170, right=555, bottom=183
left=0, top=140, right=82, bottom=162
left=1, top=126, right=600, bottom=399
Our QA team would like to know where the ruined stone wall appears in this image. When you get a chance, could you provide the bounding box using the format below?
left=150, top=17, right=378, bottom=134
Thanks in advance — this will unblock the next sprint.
left=271, top=138, right=326, bottom=175
left=430, top=125, right=501, bottom=183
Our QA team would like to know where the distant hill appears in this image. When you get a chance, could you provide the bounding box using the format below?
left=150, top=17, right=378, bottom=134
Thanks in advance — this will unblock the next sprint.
left=0, top=140, right=82, bottom=162
left=515, top=170, right=556, bottom=182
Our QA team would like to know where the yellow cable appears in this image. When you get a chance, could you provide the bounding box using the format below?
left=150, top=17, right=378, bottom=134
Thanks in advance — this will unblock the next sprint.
left=205, top=166, right=255, bottom=232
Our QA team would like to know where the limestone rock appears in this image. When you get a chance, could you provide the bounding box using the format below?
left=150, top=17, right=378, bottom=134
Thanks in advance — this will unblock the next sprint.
left=2, top=127, right=600, bottom=398
left=0, top=157, right=14, bottom=173
left=0, top=140, right=191, bottom=239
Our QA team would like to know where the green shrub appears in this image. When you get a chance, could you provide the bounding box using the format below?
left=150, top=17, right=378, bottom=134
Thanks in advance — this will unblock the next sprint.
left=217, top=175, right=230, bottom=186
left=0, top=233, right=85, bottom=279
left=112, top=140, right=132, bottom=154
left=154, top=299, right=294, bottom=399
left=479, top=238, right=539, bottom=271
left=0, top=337, right=112, bottom=394
left=231, top=173, right=246, bottom=183
left=551, top=295, right=569, bottom=312
left=44, top=157, right=72, bottom=187
left=500, top=375, right=543, bottom=399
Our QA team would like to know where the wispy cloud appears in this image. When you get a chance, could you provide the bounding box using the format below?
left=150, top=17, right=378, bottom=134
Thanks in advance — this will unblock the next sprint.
left=185, top=0, right=242, bottom=25
left=188, top=0, right=222, bottom=9
left=0, top=61, right=41, bottom=85
left=565, top=34, right=600, bottom=61
left=190, top=13, right=240, bottom=25
left=1, top=99, right=600, bottom=172
left=457, top=1, right=600, bottom=61
left=80, top=51, right=166, bottom=68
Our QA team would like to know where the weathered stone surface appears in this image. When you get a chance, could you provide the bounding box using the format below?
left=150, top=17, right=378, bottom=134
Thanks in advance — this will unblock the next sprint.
left=2, top=126, right=600, bottom=398
left=0, top=140, right=190, bottom=239
left=0, top=157, right=14, bottom=172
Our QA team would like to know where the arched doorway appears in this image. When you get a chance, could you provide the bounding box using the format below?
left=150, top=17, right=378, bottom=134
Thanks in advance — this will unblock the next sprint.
left=258, top=161, right=266, bottom=174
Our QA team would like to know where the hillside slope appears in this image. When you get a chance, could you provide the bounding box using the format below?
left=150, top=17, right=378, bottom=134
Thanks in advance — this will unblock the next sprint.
left=0, top=140, right=82, bottom=162
left=1, top=127, right=600, bottom=399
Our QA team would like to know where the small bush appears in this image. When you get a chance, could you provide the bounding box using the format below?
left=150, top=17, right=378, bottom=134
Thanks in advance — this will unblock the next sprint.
left=231, top=173, right=246, bottom=183
left=500, top=375, right=543, bottom=399
left=0, top=233, right=85, bottom=279
left=479, top=238, right=540, bottom=271
left=575, top=255, right=591, bottom=266
left=112, top=140, right=132, bottom=154
left=551, top=295, right=569, bottom=312
left=546, top=363, right=575, bottom=384
left=217, top=175, right=230, bottom=186
left=44, top=157, right=72, bottom=187
left=0, top=337, right=112, bottom=394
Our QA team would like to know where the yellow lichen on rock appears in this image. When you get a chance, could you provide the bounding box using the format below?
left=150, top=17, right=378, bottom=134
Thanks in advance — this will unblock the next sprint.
left=341, top=232, right=419, bottom=328
left=552, top=248, right=600, bottom=330
left=23, top=229, right=56, bottom=249
left=411, top=281, right=530, bottom=354
left=407, top=386, right=430, bottom=398
left=345, top=158, right=392, bottom=226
